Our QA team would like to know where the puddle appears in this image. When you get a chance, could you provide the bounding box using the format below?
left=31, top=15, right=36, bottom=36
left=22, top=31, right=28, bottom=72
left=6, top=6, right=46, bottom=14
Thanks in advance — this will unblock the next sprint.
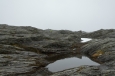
left=46, top=38, right=96, bottom=72
left=46, top=56, right=99, bottom=72
left=81, top=38, right=92, bottom=43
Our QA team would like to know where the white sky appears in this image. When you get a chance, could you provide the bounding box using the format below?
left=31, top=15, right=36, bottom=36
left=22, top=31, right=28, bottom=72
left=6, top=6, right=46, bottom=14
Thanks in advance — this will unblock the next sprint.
left=0, top=0, right=115, bottom=32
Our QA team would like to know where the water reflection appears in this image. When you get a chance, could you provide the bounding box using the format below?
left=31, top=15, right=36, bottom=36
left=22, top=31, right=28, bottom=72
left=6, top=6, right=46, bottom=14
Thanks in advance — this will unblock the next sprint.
left=46, top=54, right=99, bottom=72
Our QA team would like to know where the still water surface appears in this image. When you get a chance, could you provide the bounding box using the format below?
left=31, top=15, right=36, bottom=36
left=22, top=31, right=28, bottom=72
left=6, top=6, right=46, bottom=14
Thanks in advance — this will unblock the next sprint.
left=46, top=56, right=99, bottom=72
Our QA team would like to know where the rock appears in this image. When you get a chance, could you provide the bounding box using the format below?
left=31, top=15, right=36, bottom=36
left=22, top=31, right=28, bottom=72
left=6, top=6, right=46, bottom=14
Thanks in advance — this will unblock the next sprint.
left=51, top=65, right=115, bottom=76
left=51, top=37, right=115, bottom=76
left=0, top=24, right=81, bottom=76
left=81, top=38, right=115, bottom=64
left=0, top=24, right=115, bottom=76
left=0, top=44, right=48, bottom=76
left=81, top=38, right=115, bottom=56
left=82, top=29, right=115, bottom=38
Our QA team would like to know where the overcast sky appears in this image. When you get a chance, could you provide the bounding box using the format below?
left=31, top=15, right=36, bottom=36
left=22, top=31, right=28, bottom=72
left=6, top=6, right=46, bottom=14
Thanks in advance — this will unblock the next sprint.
left=0, top=0, right=115, bottom=32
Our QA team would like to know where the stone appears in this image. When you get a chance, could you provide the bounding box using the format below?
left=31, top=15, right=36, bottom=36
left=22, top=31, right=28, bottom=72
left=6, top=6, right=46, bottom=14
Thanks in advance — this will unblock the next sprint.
left=0, top=24, right=115, bottom=76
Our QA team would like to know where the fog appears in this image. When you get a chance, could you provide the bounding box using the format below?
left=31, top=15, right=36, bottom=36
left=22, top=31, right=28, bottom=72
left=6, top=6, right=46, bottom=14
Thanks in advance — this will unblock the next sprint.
left=0, top=0, right=115, bottom=32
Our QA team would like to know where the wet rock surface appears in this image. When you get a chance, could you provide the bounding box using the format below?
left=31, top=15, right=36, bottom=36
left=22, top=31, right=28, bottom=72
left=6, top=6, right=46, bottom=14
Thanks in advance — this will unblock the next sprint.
left=0, top=24, right=115, bottom=76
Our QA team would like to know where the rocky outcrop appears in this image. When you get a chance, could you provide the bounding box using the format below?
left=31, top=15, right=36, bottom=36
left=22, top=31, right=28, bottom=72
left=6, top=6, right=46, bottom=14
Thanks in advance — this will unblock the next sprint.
left=0, top=24, right=82, bottom=76
left=81, top=38, right=115, bottom=75
left=0, top=24, right=81, bottom=53
left=51, top=38, right=115, bottom=76
left=51, top=65, right=115, bottom=76
left=1, top=24, right=115, bottom=76
left=82, top=29, right=115, bottom=38
left=0, top=44, right=49, bottom=76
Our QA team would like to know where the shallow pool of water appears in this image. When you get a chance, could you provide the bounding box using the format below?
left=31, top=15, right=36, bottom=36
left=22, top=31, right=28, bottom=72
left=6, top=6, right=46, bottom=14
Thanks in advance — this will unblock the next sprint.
left=46, top=56, right=99, bottom=72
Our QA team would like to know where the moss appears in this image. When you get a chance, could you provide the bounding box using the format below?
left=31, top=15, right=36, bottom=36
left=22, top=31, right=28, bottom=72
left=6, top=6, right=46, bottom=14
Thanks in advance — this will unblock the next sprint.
left=92, top=50, right=104, bottom=58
